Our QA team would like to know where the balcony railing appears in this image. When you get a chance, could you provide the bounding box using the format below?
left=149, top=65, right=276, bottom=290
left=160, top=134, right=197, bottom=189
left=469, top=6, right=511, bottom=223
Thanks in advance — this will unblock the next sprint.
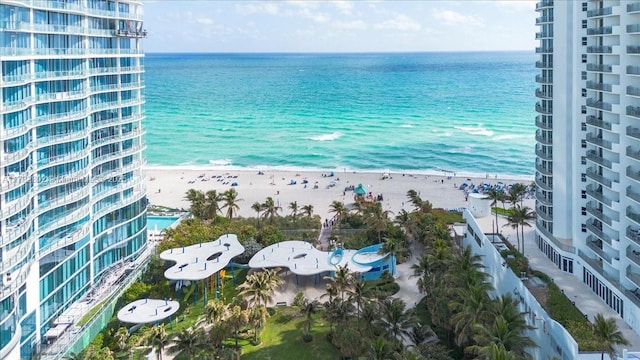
left=535, top=103, right=553, bottom=114
left=586, top=133, right=613, bottom=150
left=586, top=116, right=612, bottom=131
left=628, top=266, right=640, bottom=289
left=535, top=162, right=553, bottom=176
left=628, top=187, right=640, bottom=206
left=586, top=98, right=613, bottom=111
left=586, top=150, right=613, bottom=169
left=535, top=16, right=554, bottom=24
left=629, top=106, right=640, bottom=119
left=629, top=46, right=640, bottom=54
left=535, top=116, right=553, bottom=129
left=535, top=61, right=553, bottom=68
left=628, top=86, right=640, bottom=97
left=587, top=63, right=612, bottom=73
left=628, top=126, right=640, bottom=141
left=628, top=24, right=640, bottom=34
left=627, top=146, right=640, bottom=163
left=535, top=177, right=552, bottom=191
left=115, top=29, right=148, bottom=38
left=587, top=26, right=613, bottom=35
left=586, top=204, right=613, bottom=226
left=536, top=206, right=552, bottom=221
left=536, top=31, right=553, bottom=39
left=585, top=185, right=613, bottom=207
left=586, top=81, right=613, bottom=92
left=627, top=226, right=640, bottom=246
left=586, top=168, right=614, bottom=188
left=536, top=132, right=552, bottom=145
left=587, top=240, right=612, bottom=263
left=535, top=75, right=553, bottom=83
left=630, top=2, right=640, bottom=13
left=535, top=191, right=552, bottom=206
left=629, top=66, right=640, bottom=76
left=579, top=250, right=605, bottom=277
left=536, top=0, right=553, bottom=10
left=535, top=47, right=554, bottom=53
left=586, top=221, right=613, bottom=245
left=535, top=89, right=553, bottom=99
left=587, top=45, right=613, bottom=54
left=627, top=207, right=640, bottom=226
left=536, top=147, right=552, bottom=160
left=587, top=7, right=613, bottom=17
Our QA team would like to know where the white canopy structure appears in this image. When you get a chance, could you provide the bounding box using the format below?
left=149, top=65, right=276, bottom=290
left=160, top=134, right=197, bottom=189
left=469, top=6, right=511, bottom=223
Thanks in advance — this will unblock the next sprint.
left=159, top=234, right=245, bottom=281
left=248, top=240, right=373, bottom=275
left=117, top=299, right=180, bottom=324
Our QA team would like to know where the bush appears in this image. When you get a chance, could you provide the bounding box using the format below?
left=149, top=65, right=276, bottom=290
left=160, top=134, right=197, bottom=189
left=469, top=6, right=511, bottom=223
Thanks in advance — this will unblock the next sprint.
left=292, top=292, right=306, bottom=308
left=302, top=334, right=313, bottom=343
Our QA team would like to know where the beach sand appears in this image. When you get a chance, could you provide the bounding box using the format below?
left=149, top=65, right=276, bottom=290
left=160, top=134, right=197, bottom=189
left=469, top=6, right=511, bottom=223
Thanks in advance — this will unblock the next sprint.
left=144, top=167, right=533, bottom=220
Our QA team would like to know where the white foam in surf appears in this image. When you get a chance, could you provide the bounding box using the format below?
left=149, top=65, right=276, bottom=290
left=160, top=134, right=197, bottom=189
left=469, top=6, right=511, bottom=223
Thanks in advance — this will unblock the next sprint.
left=208, top=159, right=233, bottom=166
left=454, top=125, right=494, bottom=137
left=307, top=132, right=342, bottom=141
left=399, top=124, right=414, bottom=128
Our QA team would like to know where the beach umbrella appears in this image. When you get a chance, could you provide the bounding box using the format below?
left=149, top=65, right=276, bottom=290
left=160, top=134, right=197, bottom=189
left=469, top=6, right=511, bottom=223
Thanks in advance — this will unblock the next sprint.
left=353, top=183, right=367, bottom=195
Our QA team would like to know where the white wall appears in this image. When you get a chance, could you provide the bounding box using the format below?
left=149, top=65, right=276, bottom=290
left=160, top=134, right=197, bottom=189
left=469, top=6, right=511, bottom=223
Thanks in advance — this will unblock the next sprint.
left=463, top=210, right=579, bottom=360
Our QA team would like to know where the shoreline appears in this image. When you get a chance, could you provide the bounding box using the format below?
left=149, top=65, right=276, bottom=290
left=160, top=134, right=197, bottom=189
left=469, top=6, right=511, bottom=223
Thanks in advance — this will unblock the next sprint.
left=143, top=164, right=535, bottom=182
left=144, top=166, right=533, bottom=221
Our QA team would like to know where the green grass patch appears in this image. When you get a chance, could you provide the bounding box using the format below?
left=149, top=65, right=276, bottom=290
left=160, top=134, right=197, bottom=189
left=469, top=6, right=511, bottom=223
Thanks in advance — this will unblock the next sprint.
left=364, top=278, right=400, bottom=298
left=492, top=206, right=515, bottom=217
left=241, top=306, right=341, bottom=360
left=432, top=209, right=464, bottom=224
left=77, top=298, right=109, bottom=326
left=545, top=282, right=600, bottom=350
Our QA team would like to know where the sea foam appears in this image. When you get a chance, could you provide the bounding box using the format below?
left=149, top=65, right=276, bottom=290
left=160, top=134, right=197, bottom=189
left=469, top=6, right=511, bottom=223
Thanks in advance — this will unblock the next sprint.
left=306, top=132, right=343, bottom=142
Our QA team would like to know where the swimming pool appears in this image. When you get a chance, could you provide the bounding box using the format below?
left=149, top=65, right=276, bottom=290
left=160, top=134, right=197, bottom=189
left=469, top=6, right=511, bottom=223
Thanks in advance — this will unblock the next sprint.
left=147, top=216, right=180, bottom=231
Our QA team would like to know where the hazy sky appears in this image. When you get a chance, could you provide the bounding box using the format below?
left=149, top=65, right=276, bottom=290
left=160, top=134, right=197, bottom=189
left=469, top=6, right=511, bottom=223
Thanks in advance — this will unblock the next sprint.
left=143, top=0, right=537, bottom=53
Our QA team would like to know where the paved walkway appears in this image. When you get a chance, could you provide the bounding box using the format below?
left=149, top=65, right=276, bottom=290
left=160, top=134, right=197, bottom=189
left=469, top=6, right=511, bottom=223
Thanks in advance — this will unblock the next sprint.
left=474, top=208, right=640, bottom=351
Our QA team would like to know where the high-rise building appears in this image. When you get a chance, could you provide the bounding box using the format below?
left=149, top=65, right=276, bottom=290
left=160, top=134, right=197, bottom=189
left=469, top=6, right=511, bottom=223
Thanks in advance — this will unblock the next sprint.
left=0, top=1, right=147, bottom=358
left=535, top=0, right=640, bottom=334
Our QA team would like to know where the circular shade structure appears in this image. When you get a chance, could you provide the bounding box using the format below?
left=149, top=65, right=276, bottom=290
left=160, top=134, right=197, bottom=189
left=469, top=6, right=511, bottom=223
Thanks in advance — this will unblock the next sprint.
left=248, top=240, right=377, bottom=276
left=159, top=234, right=245, bottom=281
left=117, top=299, right=180, bottom=324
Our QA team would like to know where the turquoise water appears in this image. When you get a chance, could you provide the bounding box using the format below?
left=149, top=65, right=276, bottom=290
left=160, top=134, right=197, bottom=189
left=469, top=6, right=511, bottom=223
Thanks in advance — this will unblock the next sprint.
left=143, top=52, right=537, bottom=177
left=147, top=216, right=179, bottom=231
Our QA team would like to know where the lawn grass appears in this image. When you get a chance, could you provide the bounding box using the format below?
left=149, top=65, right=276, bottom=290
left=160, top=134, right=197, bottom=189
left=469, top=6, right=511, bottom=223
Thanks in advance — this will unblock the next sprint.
left=241, top=306, right=340, bottom=360
left=492, top=206, right=515, bottom=217
left=77, top=298, right=109, bottom=326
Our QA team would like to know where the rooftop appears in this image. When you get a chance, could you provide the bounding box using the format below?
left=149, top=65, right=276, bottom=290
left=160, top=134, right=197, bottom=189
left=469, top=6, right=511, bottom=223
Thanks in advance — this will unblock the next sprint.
left=116, top=299, right=180, bottom=324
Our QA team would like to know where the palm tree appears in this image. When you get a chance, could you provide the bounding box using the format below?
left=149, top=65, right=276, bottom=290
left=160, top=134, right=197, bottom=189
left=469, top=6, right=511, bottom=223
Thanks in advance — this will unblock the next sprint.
left=261, top=197, right=281, bottom=224
left=185, top=189, right=205, bottom=218
left=513, top=205, right=536, bottom=256
left=114, top=326, right=130, bottom=353
left=329, top=200, right=348, bottom=224
left=251, top=201, right=262, bottom=226
left=289, top=201, right=299, bottom=226
left=379, top=298, right=416, bottom=342
left=204, top=190, right=222, bottom=219
left=365, top=202, right=392, bottom=243
left=350, top=277, right=369, bottom=319
left=406, top=189, right=423, bottom=211
left=147, top=324, right=170, bottom=360
left=301, top=204, right=314, bottom=218
left=238, top=268, right=284, bottom=307
left=221, top=188, right=242, bottom=219
left=504, top=211, right=522, bottom=252
left=326, top=265, right=354, bottom=301
left=508, top=183, right=527, bottom=207
left=485, top=188, right=504, bottom=233
left=409, top=322, right=438, bottom=347
left=248, top=305, right=269, bottom=343
left=394, top=209, right=413, bottom=238
left=168, top=327, right=207, bottom=359
left=227, top=305, right=249, bottom=348
left=367, top=337, right=396, bottom=360
left=379, top=235, right=403, bottom=276
left=449, top=283, right=493, bottom=347
left=476, top=343, right=521, bottom=360
left=300, top=298, right=320, bottom=337
left=593, top=313, right=629, bottom=360
left=471, top=317, right=537, bottom=357
left=205, top=298, right=226, bottom=324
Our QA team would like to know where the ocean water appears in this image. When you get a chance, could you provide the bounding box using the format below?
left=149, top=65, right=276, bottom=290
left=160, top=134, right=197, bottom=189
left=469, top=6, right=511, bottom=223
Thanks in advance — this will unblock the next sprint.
left=143, top=52, right=537, bottom=177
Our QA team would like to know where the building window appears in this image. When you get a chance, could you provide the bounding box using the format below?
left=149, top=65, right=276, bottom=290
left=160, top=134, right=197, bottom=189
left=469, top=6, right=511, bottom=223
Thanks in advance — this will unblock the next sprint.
left=582, top=71, right=587, bottom=80
left=582, top=190, right=587, bottom=198
left=582, top=54, right=587, bottom=63
left=582, top=2, right=588, bottom=11
left=581, top=105, right=587, bottom=114
left=581, top=173, right=587, bottom=182
left=582, top=20, right=587, bottom=29
left=581, top=156, right=586, bottom=165
left=582, top=37, right=587, bottom=46
left=581, top=122, right=587, bottom=131
left=582, top=207, right=587, bottom=215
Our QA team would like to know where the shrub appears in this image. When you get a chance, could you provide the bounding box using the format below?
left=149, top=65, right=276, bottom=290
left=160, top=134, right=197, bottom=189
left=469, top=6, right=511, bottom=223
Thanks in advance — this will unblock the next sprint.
left=292, top=292, right=306, bottom=308
left=302, top=334, right=313, bottom=343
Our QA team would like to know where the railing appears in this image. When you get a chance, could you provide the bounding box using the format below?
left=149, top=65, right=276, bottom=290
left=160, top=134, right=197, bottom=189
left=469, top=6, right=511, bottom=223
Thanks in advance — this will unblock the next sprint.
left=36, top=131, right=87, bottom=148
left=628, top=86, right=640, bottom=97
left=628, top=24, right=640, bottom=34
left=0, top=47, right=143, bottom=56
left=630, top=2, right=640, bottom=13
left=629, top=66, right=640, bottom=75
left=535, top=89, right=552, bottom=99
left=586, top=151, right=613, bottom=169
left=0, top=237, right=35, bottom=274
left=535, top=31, right=553, bottom=39
left=36, top=109, right=88, bottom=125
left=585, top=184, right=613, bottom=206
left=579, top=250, right=605, bottom=277
left=535, top=147, right=552, bottom=160
left=535, top=75, right=552, bottom=83
left=585, top=133, right=613, bottom=150
left=3, top=144, right=33, bottom=164
left=587, top=63, right=612, bottom=72
left=38, top=205, right=90, bottom=235
left=586, top=221, right=613, bottom=245
left=535, top=61, right=553, bottom=68
left=535, top=177, right=552, bottom=191
left=587, top=26, right=613, bottom=35
left=586, top=81, right=613, bottom=92
left=627, top=226, right=640, bottom=246
left=586, top=204, right=613, bottom=226
left=586, top=168, right=613, bottom=188
left=627, top=207, right=640, bottom=226
left=629, top=46, right=640, bottom=54
left=535, top=162, right=552, bottom=176
left=586, top=98, right=613, bottom=111
left=629, top=106, right=640, bottom=119
left=535, top=116, right=552, bottom=129
left=628, top=187, right=640, bottom=206
left=535, top=16, right=554, bottom=24
left=586, top=116, right=612, bottom=131
left=536, top=206, right=552, bottom=221
left=0, top=257, right=34, bottom=299
left=535, top=0, right=553, bottom=10
left=587, top=6, right=612, bottom=17
left=37, top=187, right=90, bottom=215
left=627, top=146, right=640, bottom=163
left=39, top=224, right=90, bottom=256
left=535, top=103, right=552, bottom=114
left=535, top=47, right=554, bottom=53
left=586, top=46, right=613, bottom=54
left=586, top=240, right=612, bottom=263
left=535, top=133, right=552, bottom=145
left=628, top=265, right=640, bottom=289
left=0, top=194, right=33, bottom=221
left=6, top=0, right=143, bottom=20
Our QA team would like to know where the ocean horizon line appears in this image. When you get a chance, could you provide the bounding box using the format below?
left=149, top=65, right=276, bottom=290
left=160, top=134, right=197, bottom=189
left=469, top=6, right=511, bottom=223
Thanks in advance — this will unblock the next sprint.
left=145, top=50, right=535, bottom=55
left=142, top=164, right=535, bottom=182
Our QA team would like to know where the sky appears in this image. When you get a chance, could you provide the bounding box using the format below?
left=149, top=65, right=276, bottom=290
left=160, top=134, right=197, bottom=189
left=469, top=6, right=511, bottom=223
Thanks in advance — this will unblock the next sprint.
left=142, top=0, right=537, bottom=53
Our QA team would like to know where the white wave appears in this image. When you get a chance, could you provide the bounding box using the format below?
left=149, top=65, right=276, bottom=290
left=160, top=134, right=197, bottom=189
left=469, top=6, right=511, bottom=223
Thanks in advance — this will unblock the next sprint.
left=399, top=124, right=414, bottom=128
left=492, top=134, right=530, bottom=141
left=306, top=132, right=343, bottom=142
left=454, top=125, right=495, bottom=137
left=208, top=159, right=233, bottom=166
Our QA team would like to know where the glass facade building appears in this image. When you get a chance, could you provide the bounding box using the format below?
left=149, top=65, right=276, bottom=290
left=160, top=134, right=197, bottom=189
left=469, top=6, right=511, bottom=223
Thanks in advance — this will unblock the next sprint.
left=534, top=0, right=640, bottom=337
left=0, top=1, right=147, bottom=358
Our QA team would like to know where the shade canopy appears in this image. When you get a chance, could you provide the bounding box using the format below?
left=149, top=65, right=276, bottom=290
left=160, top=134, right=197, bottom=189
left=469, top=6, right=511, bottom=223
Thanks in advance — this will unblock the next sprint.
left=353, top=183, right=367, bottom=195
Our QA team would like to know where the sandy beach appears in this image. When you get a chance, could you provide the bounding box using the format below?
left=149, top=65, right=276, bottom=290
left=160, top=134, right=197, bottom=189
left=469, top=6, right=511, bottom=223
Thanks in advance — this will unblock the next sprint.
left=144, top=166, right=533, bottom=220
